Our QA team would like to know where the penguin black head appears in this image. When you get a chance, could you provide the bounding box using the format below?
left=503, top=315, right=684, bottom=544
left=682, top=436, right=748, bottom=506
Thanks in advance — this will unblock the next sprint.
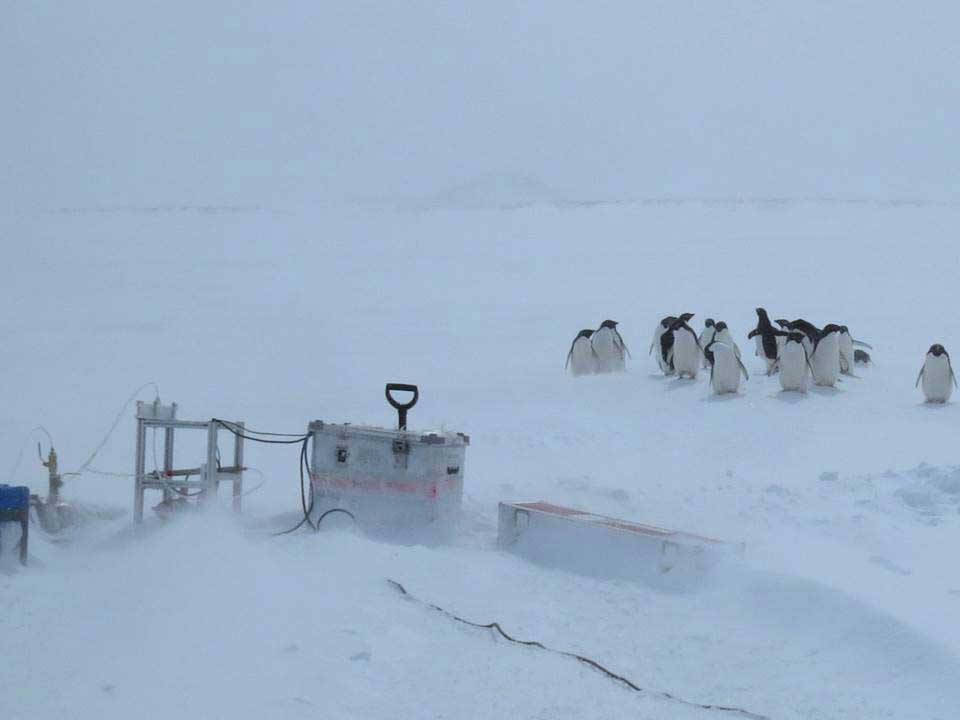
left=756, top=307, right=769, bottom=319
left=839, top=325, right=850, bottom=334
left=576, top=329, right=594, bottom=340
left=929, top=344, right=948, bottom=357
left=660, top=315, right=676, bottom=328
left=821, top=323, right=843, bottom=336
left=715, top=321, right=728, bottom=332
left=679, top=312, right=695, bottom=322
left=786, top=331, right=806, bottom=344
left=599, top=319, right=618, bottom=329
left=775, top=319, right=790, bottom=329
left=704, top=318, right=715, bottom=328
left=669, top=316, right=693, bottom=333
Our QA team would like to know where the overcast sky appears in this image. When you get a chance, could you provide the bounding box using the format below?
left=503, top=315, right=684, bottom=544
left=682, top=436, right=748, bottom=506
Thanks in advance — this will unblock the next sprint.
left=4, top=2, right=959, bottom=209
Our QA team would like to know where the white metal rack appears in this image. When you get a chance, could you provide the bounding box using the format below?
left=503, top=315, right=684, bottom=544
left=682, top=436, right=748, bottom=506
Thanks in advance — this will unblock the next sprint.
left=133, top=400, right=245, bottom=523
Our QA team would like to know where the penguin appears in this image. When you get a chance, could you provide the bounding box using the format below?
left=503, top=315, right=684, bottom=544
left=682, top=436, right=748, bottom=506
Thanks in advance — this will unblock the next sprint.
left=854, top=349, right=873, bottom=366
left=916, top=344, right=957, bottom=403
left=838, top=326, right=855, bottom=375
left=699, top=319, right=716, bottom=368
left=708, top=340, right=749, bottom=395
left=669, top=315, right=701, bottom=379
left=650, top=316, right=677, bottom=375
left=810, top=324, right=842, bottom=387
left=650, top=313, right=693, bottom=375
left=838, top=325, right=873, bottom=373
left=779, top=331, right=814, bottom=393
left=747, top=308, right=785, bottom=375
left=713, top=321, right=741, bottom=358
left=592, top=319, right=629, bottom=373
left=566, top=329, right=598, bottom=376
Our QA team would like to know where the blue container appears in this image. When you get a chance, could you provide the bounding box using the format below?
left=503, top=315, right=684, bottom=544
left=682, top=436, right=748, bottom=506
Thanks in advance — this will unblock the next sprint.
left=0, top=484, right=30, bottom=510
left=0, top=484, right=30, bottom=565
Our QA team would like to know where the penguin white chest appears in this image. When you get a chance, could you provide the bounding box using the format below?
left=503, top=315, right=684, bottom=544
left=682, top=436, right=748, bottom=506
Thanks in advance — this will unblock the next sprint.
left=838, top=333, right=854, bottom=374
left=710, top=345, right=742, bottom=394
left=715, top=329, right=740, bottom=357
left=672, top=330, right=700, bottom=378
left=811, top=333, right=840, bottom=387
left=779, top=343, right=809, bottom=392
left=651, top=324, right=671, bottom=373
left=568, top=337, right=596, bottom=376
left=921, top=355, right=953, bottom=403
left=592, top=327, right=625, bottom=373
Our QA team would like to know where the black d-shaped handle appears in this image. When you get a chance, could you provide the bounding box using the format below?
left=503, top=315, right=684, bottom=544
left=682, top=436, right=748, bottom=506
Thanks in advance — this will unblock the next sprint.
left=385, top=383, right=419, bottom=430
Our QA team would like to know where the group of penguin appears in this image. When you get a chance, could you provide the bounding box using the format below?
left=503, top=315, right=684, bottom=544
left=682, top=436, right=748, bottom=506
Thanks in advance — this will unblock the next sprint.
left=566, top=308, right=959, bottom=403
left=650, top=313, right=750, bottom=394
left=565, top=320, right=631, bottom=376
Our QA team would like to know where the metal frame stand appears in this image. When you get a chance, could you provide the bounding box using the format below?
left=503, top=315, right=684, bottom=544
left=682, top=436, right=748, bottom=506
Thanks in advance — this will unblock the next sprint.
left=133, top=400, right=244, bottom=523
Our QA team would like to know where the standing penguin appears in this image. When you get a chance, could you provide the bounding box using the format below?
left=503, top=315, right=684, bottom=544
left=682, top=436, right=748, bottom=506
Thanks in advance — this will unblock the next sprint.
left=708, top=340, right=749, bottom=395
left=916, top=344, right=957, bottom=403
left=650, top=316, right=676, bottom=375
left=669, top=315, right=701, bottom=379
left=699, top=319, right=717, bottom=368
left=838, top=326, right=856, bottom=375
left=566, top=329, right=598, bottom=376
left=747, top=308, right=785, bottom=375
left=650, top=313, right=693, bottom=375
left=592, top=320, right=629, bottom=373
left=838, top=325, right=873, bottom=374
left=810, top=324, right=842, bottom=387
left=779, top=331, right=814, bottom=393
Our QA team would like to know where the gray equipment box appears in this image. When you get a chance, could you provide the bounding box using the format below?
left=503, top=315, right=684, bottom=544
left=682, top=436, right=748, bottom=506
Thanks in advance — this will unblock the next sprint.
left=308, top=384, right=469, bottom=540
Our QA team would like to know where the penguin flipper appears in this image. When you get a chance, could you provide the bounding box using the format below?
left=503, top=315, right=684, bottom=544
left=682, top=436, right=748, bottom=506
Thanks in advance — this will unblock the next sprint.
left=852, top=339, right=874, bottom=350
left=950, top=358, right=959, bottom=389
left=915, top=366, right=924, bottom=388
left=565, top=337, right=579, bottom=369
left=747, top=328, right=759, bottom=339
left=737, top=356, right=750, bottom=381
left=805, top=349, right=818, bottom=383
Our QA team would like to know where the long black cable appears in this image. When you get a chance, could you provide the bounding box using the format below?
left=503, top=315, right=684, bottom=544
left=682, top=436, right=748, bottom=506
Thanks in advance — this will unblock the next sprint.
left=273, top=437, right=316, bottom=534
left=212, top=419, right=309, bottom=445
left=212, top=418, right=309, bottom=438
left=387, top=580, right=770, bottom=720
left=210, top=418, right=353, bottom=536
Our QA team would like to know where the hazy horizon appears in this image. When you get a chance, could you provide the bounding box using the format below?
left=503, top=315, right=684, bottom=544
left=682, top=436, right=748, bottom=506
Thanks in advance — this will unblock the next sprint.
left=5, top=3, right=959, bottom=210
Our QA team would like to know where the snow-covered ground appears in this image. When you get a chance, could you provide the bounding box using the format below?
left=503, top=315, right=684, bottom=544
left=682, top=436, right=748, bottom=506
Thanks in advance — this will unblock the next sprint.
left=3, top=199, right=960, bottom=719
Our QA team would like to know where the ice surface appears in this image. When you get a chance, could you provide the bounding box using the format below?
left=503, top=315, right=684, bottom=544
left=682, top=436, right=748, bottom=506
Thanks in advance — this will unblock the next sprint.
left=2, top=200, right=960, bottom=719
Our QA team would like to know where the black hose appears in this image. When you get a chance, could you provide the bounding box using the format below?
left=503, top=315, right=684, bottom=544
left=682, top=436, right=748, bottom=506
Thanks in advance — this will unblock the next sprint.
left=210, top=419, right=353, bottom=536
left=388, top=580, right=770, bottom=720
left=212, top=419, right=309, bottom=444
left=273, top=437, right=316, bottom=535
